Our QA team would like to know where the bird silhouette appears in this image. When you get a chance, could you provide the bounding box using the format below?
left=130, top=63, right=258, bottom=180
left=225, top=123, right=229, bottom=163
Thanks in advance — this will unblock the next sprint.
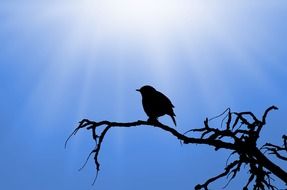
left=137, top=85, right=176, bottom=126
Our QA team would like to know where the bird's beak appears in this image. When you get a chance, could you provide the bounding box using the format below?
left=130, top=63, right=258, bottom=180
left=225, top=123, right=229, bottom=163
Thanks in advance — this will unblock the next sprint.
left=136, top=89, right=140, bottom=92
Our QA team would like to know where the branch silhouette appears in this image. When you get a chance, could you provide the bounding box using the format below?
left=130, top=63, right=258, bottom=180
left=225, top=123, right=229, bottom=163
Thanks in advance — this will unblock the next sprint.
left=66, top=105, right=287, bottom=189
left=263, top=135, right=287, bottom=161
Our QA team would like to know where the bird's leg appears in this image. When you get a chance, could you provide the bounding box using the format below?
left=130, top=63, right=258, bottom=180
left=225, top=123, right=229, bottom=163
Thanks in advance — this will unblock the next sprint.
left=147, top=117, right=161, bottom=125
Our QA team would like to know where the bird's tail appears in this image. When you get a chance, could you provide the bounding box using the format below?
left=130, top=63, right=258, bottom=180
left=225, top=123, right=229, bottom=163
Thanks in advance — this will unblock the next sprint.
left=170, top=115, right=176, bottom=126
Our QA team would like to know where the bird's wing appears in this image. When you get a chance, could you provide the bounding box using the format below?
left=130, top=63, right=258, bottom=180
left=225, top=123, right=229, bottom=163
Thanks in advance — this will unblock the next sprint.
left=156, top=91, right=175, bottom=108
left=153, top=91, right=175, bottom=117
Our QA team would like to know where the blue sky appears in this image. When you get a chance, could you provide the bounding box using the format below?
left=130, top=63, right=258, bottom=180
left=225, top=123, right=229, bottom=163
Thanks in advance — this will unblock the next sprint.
left=0, top=0, right=287, bottom=189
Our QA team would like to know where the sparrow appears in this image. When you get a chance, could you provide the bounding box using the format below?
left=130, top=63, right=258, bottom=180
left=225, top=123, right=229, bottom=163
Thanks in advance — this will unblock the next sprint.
left=137, top=85, right=176, bottom=126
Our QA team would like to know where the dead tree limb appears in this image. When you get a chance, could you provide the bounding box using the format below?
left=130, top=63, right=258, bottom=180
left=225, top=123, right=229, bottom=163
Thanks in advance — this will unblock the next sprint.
left=66, top=105, right=287, bottom=189
left=263, top=135, right=287, bottom=162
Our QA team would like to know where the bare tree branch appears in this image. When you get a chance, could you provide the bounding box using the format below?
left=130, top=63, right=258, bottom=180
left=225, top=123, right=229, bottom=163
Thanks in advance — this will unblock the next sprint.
left=66, top=105, right=287, bottom=189
left=263, top=135, right=287, bottom=161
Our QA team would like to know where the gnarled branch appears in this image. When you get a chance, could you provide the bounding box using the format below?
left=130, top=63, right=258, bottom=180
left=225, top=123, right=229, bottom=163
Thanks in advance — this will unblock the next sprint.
left=66, top=105, right=287, bottom=189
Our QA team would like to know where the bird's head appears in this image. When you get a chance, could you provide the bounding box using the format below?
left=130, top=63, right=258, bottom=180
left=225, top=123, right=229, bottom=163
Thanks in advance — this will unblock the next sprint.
left=136, top=85, right=156, bottom=95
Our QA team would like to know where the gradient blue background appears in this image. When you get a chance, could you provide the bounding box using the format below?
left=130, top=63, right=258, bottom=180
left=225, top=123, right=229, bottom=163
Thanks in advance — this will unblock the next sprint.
left=0, top=0, right=287, bottom=189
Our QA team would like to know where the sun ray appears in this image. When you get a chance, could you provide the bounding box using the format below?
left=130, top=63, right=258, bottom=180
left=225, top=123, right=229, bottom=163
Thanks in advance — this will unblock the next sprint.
left=1, top=0, right=285, bottom=158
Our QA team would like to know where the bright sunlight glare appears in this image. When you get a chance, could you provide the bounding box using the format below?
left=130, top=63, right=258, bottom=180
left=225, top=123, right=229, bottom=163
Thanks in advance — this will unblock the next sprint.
left=74, top=0, right=191, bottom=40
left=1, top=0, right=282, bottom=120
